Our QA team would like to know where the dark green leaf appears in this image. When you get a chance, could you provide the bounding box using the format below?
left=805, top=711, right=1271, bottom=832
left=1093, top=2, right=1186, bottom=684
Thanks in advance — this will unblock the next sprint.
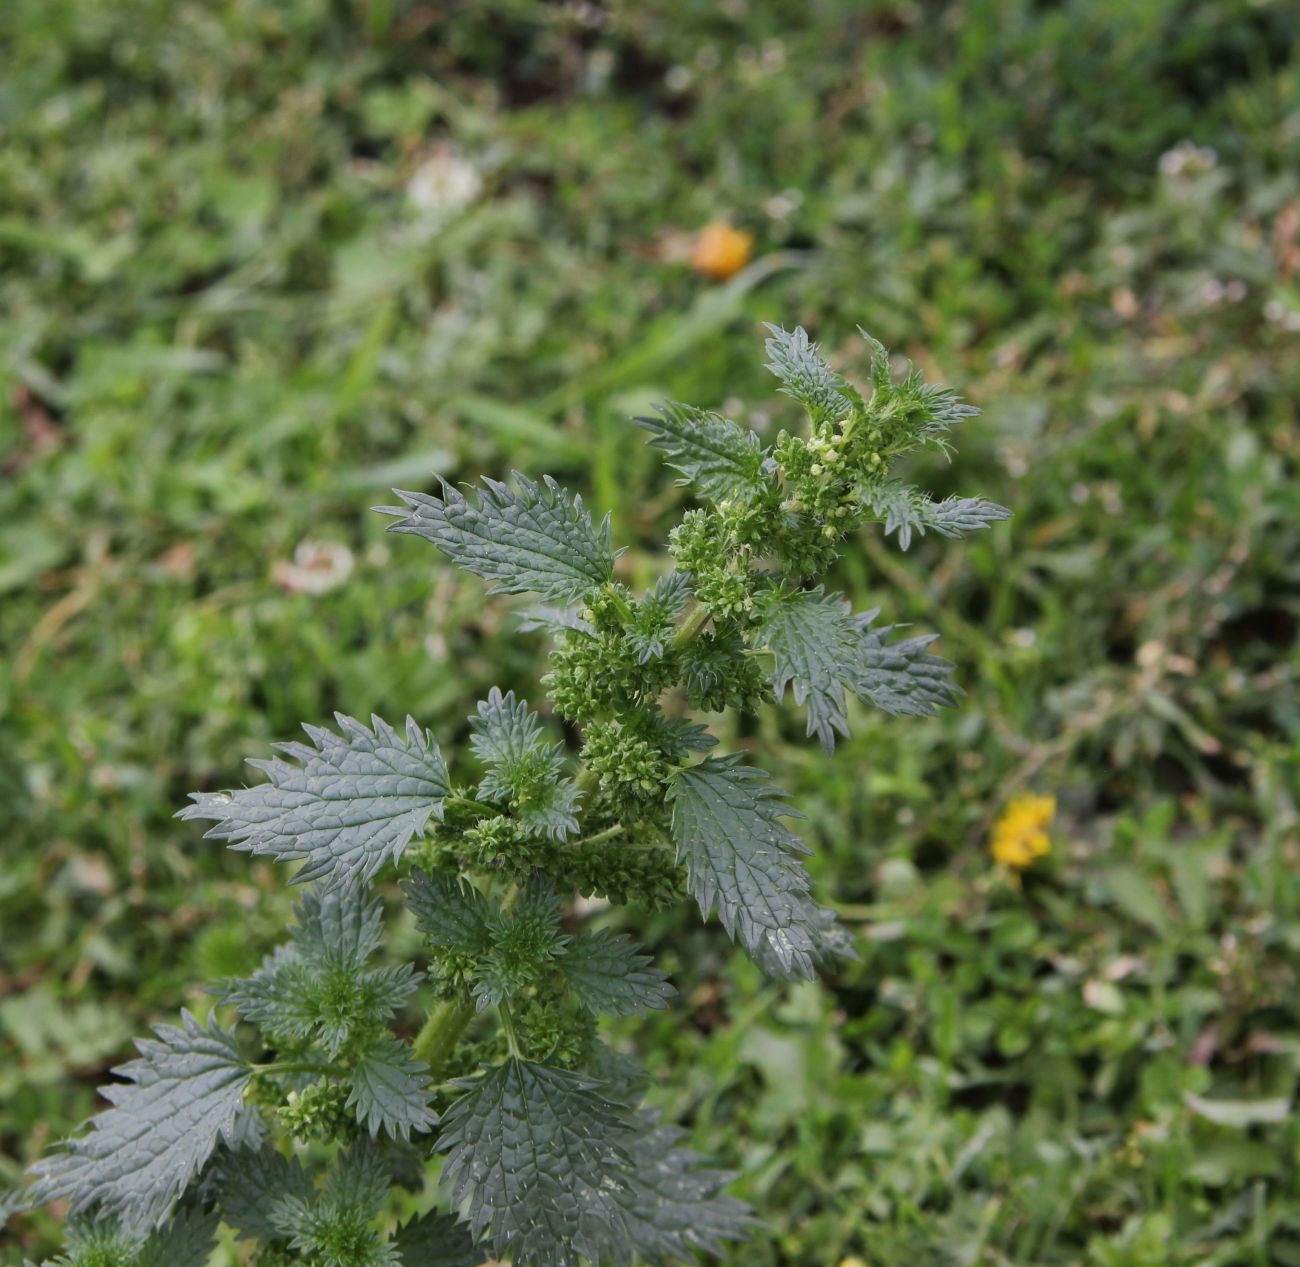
left=853, top=610, right=961, bottom=716
left=439, top=1059, right=631, bottom=1267
left=609, top=1114, right=753, bottom=1265
left=180, top=714, right=449, bottom=887
left=392, top=1210, right=484, bottom=1267
left=635, top=404, right=769, bottom=503
left=380, top=473, right=615, bottom=602
left=560, top=931, right=674, bottom=1017
left=348, top=1033, right=438, bottom=1140
left=470, top=689, right=580, bottom=839
left=668, top=756, right=823, bottom=979
left=214, top=1145, right=313, bottom=1245
left=403, top=869, right=494, bottom=958
left=29, top=1012, right=252, bottom=1229
left=763, top=325, right=853, bottom=419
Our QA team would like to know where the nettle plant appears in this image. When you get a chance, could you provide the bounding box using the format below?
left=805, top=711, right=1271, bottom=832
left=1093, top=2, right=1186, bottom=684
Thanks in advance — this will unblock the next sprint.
left=25, top=327, right=1008, bottom=1267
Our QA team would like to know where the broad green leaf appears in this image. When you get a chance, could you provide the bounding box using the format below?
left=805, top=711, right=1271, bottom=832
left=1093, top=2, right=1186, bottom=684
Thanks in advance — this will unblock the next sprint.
left=379, top=473, right=615, bottom=602
left=392, top=1211, right=484, bottom=1267
left=29, top=1012, right=252, bottom=1229
left=919, top=493, right=1012, bottom=538
left=403, top=869, right=494, bottom=958
left=635, top=404, right=769, bottom=503
left=559, top=931, right=675, bottom=1017
left=180, top=714, right=449, bottom=887
left=755, top=587, right=862, bottom=753
left=668, top=755, right=824, bottom=979
left=863, top=480, right=1010, bottom=550
left=853, top=610, right=962, bottom=717
left=757, top=591, right=959, bottom=751
left=290, top=885, right=385, bottom=971
left=348, top=1033, right=438, bottom=1140
left=608, top=1114, right=753, bottom=1264
left=439, top=1059, right=631, bottom=1267
left=215, top=1146, right=314, bottom=1245
left=440, top=1060, right=751, bottom=1267
left=470, top=689, right=580, bottom=839
left=763, top=324, right=853, bottom=419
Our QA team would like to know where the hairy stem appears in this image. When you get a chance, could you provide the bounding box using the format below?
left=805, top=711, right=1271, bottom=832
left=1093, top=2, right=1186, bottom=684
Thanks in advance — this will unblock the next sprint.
left=498, top=1001, right=522, bottom=1058
left=673, top=602, right=713, bottom=650
left=253, top=1059, right=345, bottom=1079
left=573, top=822, right=626, bottom=848
left=411, top=999, right=475, bottom=1079
left=444, top=793, right=498, bottom=817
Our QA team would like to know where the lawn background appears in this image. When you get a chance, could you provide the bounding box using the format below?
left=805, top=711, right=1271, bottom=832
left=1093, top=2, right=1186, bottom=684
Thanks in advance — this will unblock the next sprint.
left=2, top=1, right=1299, bottom=1262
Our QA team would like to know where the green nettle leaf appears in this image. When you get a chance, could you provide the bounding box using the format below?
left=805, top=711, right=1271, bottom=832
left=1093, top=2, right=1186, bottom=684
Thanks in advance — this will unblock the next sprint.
left=559, top=931, right=675, bottom=1017
left=668, top=755, right=827, bottom=980
left=270, top=1144, right=397, bottom=1267
left=854, top=610, right=962, bottom=716
left=756, top=587, right=863, bottom=753
left=347, top=1033, right=438, bottom=1140
left=440, top=1060, right=752, bottom=1267
left=607, top=1115, right=753, bottom=1264
left=473, top=880, right=569, bottom=1011
left=403, top=869, right=495, bottom=957
left=292, top=883, right=386, bottom=966
left=863, top=479, right=1010, bottom=550
left=220, top=944, right=318, bottom=1045
left=180, top=714, right=449, bottom=887
left=29, top=1012, right=252, bottom=1229
left=392, top=1210, right=484, bottom=1267
left=218, top=888, right=421, bottom=1058
left=756, top=589, right=961, bottom=751
left=763, top=324, right=854, bottom=419
left=470, top=688, right=580, bottom=839
left=634, top=404, right=769, bottom=503
left=135, top=1207, right=221, bottom=1267
left=918, top=493, right=1013, bottom=538
left=214, top=1146, right=314, bottom=1245
left=749, top=895, right=859, bottom=979
left=379, top=473, right=616, bottom=602
left=439, top=1059, right=633, bottom=1267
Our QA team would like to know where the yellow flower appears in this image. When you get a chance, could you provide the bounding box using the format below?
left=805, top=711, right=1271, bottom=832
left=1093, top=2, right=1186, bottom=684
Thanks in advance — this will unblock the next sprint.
left=990, top=793, right=1055, bottom=870
left=690, top=220, right=754, bottom=280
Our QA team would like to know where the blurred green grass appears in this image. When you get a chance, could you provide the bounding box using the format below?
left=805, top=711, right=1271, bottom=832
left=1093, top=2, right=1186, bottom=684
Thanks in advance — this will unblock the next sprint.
left=2, top=0, right=1299, bottom=1262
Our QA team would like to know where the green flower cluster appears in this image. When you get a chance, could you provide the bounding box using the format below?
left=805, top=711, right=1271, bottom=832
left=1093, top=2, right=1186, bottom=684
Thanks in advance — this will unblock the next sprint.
left=277, top=1080, right=351, bottom=1144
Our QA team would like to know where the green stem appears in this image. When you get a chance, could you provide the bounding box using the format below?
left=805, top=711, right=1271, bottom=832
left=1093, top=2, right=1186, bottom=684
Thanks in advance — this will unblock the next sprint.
left=573, top=823, right=626, bottom=848
left=498, top=1001, right=522, bottom=1058
left=607, top=587, right=636, bottom=625
left=673, top=602, right=713, bottom=651
left=253, top=1059, right=345, bottom=1079
left=411, top=999, right=475, bottom=1079
left=444, top=793, right=497, bottom=817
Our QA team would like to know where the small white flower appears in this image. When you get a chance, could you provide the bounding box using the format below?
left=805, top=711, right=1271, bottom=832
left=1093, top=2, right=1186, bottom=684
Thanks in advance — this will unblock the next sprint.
left=1158, top=140, right=1218, bottom=178
left=406, top=147, right=482, bottom=224
left=273, top=540, right=355, bottom=595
